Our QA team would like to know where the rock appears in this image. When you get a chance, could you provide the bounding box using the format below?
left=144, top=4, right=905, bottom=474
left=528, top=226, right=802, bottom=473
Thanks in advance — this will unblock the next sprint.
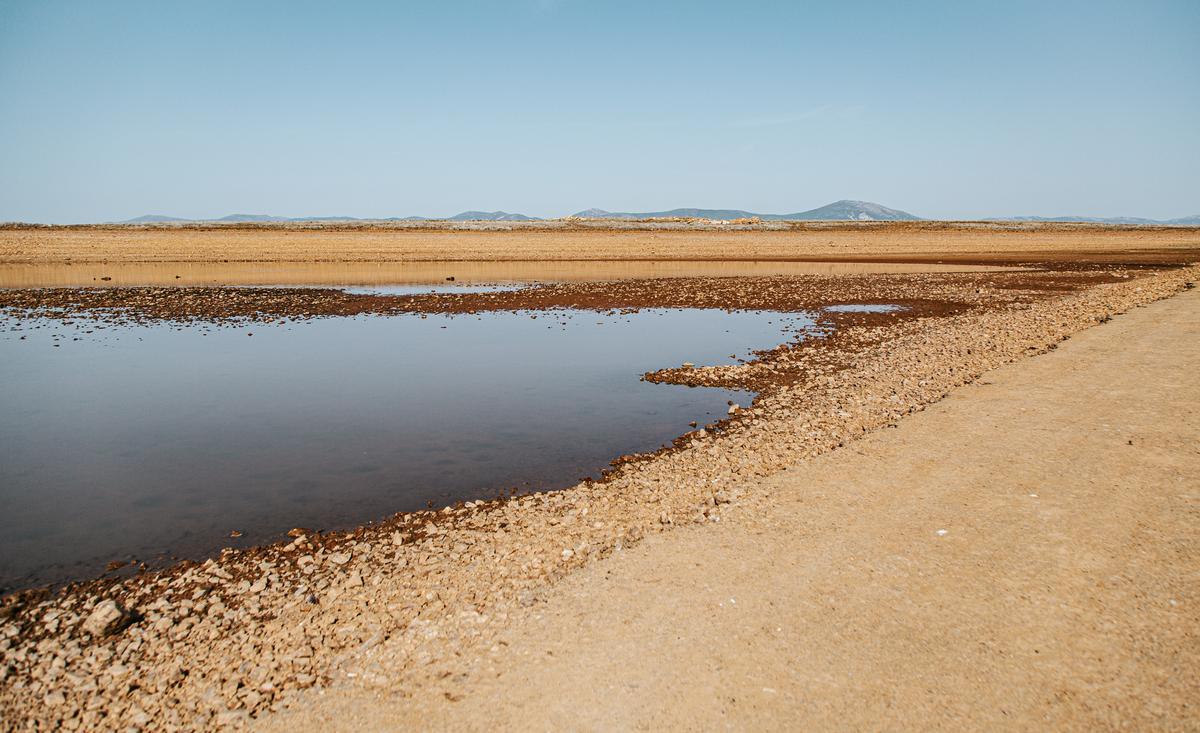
left=43, top=691, right=66, bottom=706
left=287, top=527, right=310, bottom=538
left=329, top=552, right=352, bottom=566
left=229, top=530, right=243, bottom=538
left=82, top=600, right=129, bottom=637
left=728, top=403, right=740, bottom=415
left=346, top=570, right=363, bottom=588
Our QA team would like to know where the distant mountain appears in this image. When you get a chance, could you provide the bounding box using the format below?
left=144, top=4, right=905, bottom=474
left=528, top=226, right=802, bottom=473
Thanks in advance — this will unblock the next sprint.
left=112, top=205, right=1200, bottom=226
left=214, top=214, right=290, bottom=223
left=572, top=207, right=758, bottom=220
left=781, top=200, right=920, bottom=221
left=571, top=200, right=920, bottom=221
left=118, top=211, right=541, bottom=223
left=445, top=211, right=540, bottom=221
left=123, top=214, right=189, bottom=223
left=996, top=214, right=1200, bottom=226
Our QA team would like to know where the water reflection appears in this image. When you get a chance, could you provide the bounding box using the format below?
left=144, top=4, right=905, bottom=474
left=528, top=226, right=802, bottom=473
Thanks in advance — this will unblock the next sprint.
left=0, top=307, right=813, bottom=589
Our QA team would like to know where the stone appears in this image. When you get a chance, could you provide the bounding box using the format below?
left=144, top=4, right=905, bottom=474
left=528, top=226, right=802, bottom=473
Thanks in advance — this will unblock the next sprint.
left=82, top=600, right=129, bottom=637
left=329, top=552, right=352, bottom=565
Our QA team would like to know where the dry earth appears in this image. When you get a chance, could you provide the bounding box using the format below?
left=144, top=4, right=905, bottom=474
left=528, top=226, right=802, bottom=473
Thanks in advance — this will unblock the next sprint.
left=1, top=262, right=1196, bottom=731
left=2, top=225, right=1198, bottom=731
left=262, top=284, right=1200, bottom=732
left=2, top=221, right=1198, bottom=265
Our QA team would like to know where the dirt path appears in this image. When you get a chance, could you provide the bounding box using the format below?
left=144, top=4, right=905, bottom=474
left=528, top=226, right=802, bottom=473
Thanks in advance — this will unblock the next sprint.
left=261, top=289, right=1200, bottom=731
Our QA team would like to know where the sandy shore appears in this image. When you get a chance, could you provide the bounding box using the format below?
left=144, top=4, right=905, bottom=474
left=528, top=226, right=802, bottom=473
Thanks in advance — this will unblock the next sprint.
left=264, top=284, right=1200, bottom=731
left=1, top=226, right=1198, bottom=730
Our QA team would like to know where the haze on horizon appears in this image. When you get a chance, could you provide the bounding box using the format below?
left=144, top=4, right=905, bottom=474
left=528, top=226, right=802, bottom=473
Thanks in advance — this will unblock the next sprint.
left=1, top=0, right=1197, bottom=225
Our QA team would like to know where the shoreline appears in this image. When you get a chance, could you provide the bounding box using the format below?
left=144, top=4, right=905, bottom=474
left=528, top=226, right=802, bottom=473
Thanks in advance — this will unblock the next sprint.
left=2, top=262, right=1197, bottom=729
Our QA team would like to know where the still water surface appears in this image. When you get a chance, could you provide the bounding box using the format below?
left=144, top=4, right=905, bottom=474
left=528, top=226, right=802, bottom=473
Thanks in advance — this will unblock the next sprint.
left=0, top=307, right=813, bottom=590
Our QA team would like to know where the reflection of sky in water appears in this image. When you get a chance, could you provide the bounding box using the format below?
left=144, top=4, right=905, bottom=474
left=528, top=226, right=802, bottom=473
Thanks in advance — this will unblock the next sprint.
left=824, top=304, right=906, bottom=313
left=339, top=283, right=527, bottom=295
left=0, top=307, right=814, bottom=590
left=233, top=283, right=528, bottom=295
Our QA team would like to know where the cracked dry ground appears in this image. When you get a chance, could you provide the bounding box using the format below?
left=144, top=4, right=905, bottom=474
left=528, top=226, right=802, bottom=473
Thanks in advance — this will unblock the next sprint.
left=1, top=264, right=1198, bottom=731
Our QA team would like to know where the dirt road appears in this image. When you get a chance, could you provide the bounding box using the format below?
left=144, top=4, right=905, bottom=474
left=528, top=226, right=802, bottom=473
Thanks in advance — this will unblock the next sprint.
left=262, top=289, right=1200, bottom=731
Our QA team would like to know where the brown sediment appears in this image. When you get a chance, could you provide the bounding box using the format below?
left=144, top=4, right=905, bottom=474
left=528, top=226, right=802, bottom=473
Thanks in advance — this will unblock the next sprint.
left=2, top=260, right=1198, bottom=729
left=0, top=260, right=1016, bottom=288
left=0, top=268, right=1133, bottom=326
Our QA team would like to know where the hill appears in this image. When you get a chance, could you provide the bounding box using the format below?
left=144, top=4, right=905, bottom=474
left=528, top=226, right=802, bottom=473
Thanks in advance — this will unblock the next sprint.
left=571, top=200, right=920, bottom=221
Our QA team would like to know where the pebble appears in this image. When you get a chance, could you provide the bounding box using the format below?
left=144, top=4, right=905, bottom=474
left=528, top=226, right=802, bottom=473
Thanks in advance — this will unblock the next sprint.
left=81, top=600, right=129, bottom=638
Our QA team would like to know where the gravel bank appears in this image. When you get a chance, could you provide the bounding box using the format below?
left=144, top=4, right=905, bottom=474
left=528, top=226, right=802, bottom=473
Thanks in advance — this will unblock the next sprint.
left=1, top=265, right=1197, bottom=730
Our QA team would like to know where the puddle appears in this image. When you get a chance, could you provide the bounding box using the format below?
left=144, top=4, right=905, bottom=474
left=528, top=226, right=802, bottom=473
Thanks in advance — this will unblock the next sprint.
left=0, top=307, right=814, bottom=590
left=824, top=304, right=907, bottom=313
left=337, top=283, right=524, bottom=296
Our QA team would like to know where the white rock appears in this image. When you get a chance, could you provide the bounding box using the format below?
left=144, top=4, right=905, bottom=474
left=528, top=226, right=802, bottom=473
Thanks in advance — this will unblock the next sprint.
left=82, top=600, right=128, bottom=637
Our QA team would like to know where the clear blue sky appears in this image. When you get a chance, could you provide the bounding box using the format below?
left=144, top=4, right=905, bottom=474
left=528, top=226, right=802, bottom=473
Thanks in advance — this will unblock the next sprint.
left=1, top=0, right=1197, bottom=222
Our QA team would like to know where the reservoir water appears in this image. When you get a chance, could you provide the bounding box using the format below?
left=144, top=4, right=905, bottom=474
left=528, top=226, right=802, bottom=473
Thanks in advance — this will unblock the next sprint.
left=0, top=306, right=813, bottom=590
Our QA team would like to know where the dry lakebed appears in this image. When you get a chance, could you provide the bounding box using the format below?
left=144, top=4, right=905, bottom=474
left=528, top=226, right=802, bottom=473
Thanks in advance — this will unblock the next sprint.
left=1, top=222, right=1198, bottom=730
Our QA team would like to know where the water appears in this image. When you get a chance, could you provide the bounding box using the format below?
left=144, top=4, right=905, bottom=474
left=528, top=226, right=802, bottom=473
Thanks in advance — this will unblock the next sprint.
left=338, top=283, right=522, bottom=296
left=824, top=304, right=905, bottom=313
left=0, top=307, right=814, bottom=590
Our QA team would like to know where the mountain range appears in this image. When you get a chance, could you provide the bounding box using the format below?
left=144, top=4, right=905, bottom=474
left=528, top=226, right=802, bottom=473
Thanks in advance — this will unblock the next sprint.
left=118, top=200, right=1199, bottom=225
left=997, top=214, right=1200, bottom=226
left=121, top=210, right=536, bottom=224
left=569, top=200, right=919, bottom=221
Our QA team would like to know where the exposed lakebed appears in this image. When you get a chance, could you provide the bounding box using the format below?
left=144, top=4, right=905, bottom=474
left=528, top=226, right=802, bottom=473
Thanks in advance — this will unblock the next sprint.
left=0, top=305, right=815, bottom=590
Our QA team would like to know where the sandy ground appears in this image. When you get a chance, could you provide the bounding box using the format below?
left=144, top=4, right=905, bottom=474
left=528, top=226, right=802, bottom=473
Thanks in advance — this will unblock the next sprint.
left=261, top=288, right=1200, bottom=731
left=2, top=222, right=1198, bottom=265
left=3, top=226, right=1198, bottom=730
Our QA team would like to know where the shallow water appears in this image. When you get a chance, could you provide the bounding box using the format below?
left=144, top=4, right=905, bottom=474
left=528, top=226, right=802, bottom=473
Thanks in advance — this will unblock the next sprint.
left=0, top=259, right=1016, bottom=288
left=824, top=304, right=906, bottom=313
left=0, top=307, right=813, bottom=590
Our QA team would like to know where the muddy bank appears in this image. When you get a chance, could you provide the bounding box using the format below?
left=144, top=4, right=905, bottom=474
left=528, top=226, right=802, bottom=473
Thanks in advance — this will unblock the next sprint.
left=1, top=265, right=1196, bottom=730
left=0, top=260, right=1015, bottom=289
left=0, top=268, right=1131, bottom=326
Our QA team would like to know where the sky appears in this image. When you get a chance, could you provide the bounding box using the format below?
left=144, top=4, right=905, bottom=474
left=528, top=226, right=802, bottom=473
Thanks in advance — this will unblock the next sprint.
left=0, top=0, right=1197, bottom=223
